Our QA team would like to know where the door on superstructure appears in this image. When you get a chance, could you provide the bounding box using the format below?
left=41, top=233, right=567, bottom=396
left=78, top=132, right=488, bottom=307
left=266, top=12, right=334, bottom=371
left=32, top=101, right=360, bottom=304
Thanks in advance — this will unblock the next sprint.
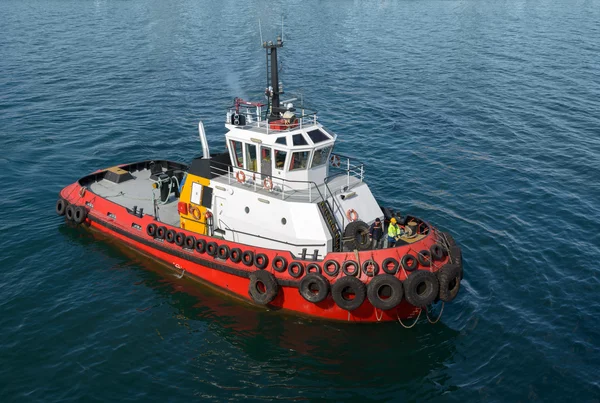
left=245, top=143, right=257, bottom=172
left=260, top=146, right=272, bottom=179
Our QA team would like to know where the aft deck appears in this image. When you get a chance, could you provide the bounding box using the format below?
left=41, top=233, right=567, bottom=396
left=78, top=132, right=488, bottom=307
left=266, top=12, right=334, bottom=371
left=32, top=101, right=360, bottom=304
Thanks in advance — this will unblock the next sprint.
left=88, top=167, right=181, bottom=227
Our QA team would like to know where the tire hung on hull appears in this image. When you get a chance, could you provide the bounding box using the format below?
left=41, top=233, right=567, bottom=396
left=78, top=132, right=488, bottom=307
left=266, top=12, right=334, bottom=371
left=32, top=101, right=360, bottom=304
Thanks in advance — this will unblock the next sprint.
left=56, top=198, right=68, bottom=216
left=403, top=270, right=439, bottom=307
left=331, top=276, right=366, bottom=311
left=437, top=263, right=461, bottom=302
left=299, top=273, right=330, bottom=303
left=248, top=270, right=279, bottom=305
left=367, top=274, right=404, bottom=310
left=343, top=221, right=371, bottom=251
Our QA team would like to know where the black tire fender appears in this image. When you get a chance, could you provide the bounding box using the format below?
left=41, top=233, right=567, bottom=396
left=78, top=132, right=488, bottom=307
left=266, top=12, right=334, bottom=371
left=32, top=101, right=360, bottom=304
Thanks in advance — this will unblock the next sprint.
left=156, top=226, right=167, bottom=240
left=73, top=206, right=87, bottom=224
left=417, top=250, right=432, bottom=267
left=174, top=232, right=186, bottom=247
left=401, top=254, right=418, bottom=272
left=381, top=257, right=399, bottom=275
left=331, top=276, right=366, bottom=311
left=343, top=221, right=371, bottom=251
left=430, top=244, right=445, bottom=261
left=230, top=248, right=243, bottom=263
left=195, top=238, right=206, bottom=253
left=342, top=260, right=359, bottom=277
left=362, top=259, right=379, bottom=277
left=299, top=273, right=330, bottom=303
left=272, top=255, right=287, bottom=272
left=217, top=244, right=230, bottom=260
left=146, top=223, right=157, bottom=237
left=403, top=270, right=439, bottom=307
left=367, top=274, right=404, bottom=310
left=184, top=235, right=196, bottom=249
left=288, top=262, right=304, bottom=278
left=306, top=263, right=322, bottom=274
left=165, top=229, right=176, bottom=243
left=242, top=250, right=254, bottom=267
left=254, top=253, right=268, bottom=269
left=56, top=198, right=68, bottom=216
left=323, top=260, right=340, bottom=277
left=437, top=263, right=461, bottom=302
left=206, top=241, right=218, bottom=256
left=248, top=270, right=279, bottom=305
left=65, top=204, right=75, bottom=221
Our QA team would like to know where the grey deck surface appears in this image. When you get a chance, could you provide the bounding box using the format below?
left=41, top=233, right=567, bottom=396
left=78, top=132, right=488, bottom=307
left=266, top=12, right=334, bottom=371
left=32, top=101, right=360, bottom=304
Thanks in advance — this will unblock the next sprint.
left=89, top=168, right=180, bottom=226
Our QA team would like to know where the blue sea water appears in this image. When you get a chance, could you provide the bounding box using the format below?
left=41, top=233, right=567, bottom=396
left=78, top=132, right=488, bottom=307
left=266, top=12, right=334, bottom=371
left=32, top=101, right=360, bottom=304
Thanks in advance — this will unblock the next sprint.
left=1, top=0, right=600, bottom=400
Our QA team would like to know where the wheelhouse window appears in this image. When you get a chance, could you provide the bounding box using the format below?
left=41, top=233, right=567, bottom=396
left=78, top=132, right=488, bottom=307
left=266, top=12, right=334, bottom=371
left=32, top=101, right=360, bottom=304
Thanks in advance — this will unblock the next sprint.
left=289, top=151, right=311, bottom=171
left=292, top=134, right=308, bottom=146
left=276, top=136, right=287, bottom=146
left=245, top=143, right=257, bottom=171
left=310, top=145, right=333, bottom=168
left=274, top=149, right=287, bottom=169
left=230, top=140, right=243, bottom=167
left=307, top=129, right=331, bottom=144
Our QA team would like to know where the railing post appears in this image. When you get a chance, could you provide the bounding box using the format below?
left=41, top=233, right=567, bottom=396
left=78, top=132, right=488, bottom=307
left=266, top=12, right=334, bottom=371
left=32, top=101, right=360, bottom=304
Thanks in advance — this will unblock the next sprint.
left=347, top=158, right=350, bottom=187
left=309, top=183, right=312, bottom=202
left=228, top=166, right=231, bottom=184
left=360, top=164, right=364, bottom=182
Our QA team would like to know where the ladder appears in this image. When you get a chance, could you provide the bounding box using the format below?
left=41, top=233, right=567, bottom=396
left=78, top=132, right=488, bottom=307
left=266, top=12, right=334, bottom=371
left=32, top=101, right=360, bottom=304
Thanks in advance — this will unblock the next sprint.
left=318, top=201, right=342, bottom=252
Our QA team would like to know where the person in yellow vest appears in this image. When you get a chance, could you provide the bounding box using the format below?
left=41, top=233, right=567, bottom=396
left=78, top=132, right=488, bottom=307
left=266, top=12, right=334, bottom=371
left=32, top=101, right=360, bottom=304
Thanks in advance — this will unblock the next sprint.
left=387, top=217, right=404, bottom=247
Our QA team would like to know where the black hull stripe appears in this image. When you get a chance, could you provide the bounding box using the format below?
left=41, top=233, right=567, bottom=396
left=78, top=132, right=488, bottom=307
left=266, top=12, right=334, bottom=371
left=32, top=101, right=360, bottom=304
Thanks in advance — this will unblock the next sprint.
left=87, top=215, right=300, bottom=288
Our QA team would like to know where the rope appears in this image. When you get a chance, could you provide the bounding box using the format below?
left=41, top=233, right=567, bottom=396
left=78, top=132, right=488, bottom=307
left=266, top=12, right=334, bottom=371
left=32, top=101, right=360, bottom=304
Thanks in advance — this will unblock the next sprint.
left=425, top=303, right=445, bottom=324
left=375, top=308, right=383, bottom=322
left=397, top=308, right=422, bottom=328
left=175, top=269, right=186, bottom=279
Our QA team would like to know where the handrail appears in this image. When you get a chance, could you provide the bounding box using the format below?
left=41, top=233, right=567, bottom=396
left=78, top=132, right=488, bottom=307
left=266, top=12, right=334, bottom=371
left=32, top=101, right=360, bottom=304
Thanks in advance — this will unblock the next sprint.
left=209, top=159, right=328, bottom=203
left=219, top=219, right=326, bottom=247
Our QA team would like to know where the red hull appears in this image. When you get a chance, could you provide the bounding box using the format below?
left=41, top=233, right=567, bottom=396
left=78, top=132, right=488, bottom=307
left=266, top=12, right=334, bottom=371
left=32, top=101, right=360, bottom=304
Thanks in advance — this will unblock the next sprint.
left=59, top=181, right=459, bottom=323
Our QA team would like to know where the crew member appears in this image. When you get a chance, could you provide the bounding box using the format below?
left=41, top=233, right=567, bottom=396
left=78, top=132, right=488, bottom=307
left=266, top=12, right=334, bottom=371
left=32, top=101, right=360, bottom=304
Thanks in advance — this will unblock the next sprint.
left=387, top=217, right=404, bottom=248
left=369, top=218, right=384, bottom=249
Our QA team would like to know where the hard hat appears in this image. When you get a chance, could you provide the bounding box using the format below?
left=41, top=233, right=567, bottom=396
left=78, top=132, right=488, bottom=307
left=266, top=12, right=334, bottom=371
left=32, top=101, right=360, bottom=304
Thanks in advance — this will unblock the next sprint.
left=390, top=217, right=397, bottom=224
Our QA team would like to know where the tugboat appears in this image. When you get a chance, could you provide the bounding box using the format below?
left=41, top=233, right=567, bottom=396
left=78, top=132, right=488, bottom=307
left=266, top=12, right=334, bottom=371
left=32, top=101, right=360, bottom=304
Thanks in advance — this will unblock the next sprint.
left=56, top=36, right=463, bottom=323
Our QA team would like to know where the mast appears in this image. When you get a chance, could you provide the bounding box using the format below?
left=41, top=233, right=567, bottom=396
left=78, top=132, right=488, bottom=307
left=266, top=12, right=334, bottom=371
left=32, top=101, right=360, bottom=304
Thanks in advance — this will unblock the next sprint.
left=263, top=35, right=283, bottom=119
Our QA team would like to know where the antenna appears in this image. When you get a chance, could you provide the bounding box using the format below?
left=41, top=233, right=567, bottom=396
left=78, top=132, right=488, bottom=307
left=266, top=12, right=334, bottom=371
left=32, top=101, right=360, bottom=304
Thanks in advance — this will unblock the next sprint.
left=259, top=19, right=263, bottom=45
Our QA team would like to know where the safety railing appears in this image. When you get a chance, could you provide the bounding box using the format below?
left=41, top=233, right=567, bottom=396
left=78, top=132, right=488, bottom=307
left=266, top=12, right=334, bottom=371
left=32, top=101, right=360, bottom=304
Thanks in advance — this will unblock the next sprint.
left=209, top=160, right=327, bottom=203
left=227, top=104, right=319, bottom=134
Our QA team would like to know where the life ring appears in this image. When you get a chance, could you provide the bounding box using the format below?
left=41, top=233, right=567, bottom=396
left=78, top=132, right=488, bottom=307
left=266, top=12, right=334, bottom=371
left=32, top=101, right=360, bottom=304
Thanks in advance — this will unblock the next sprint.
left=174, top=232, right=186, bottom=247
left=367, top=274, right=404, bottom=310
left=236, top=170, right=246, bottom=183
left=263, top=177, right=273, bottom=191
left=417, top=250, right=432, bottom=267
left=73, top=206, right=87, bottom=224
left=248, top=270, right=279, bottom=305
left=288, top=262, right=304, bottom=278
left=217, top=244, right=230, bottom=260
left=156, top=226, right=167, bottom=240
left=184, top=235, right=196, bottom=249
left=299, top=273, right=330, bottom=303
left=430, top=244, right=445, bottom=261
left=381, top=257, right=399, bottom=275
left=437, top=263, right=461, bottom=302
left=272, top=256, right=287, bottom=272
left=331, top=276, right=366, bottom=311
left=56, top=198, right=68, bottom=216
left=146, top=223, right=157, bottom=237
left=330, top=154, right=341, bottom=168
left=323, top=260, right=340, bottom=277
left=345, top=209, right=359, bottom=222
left=403, top=270, right=439, bottom=307
left=165, top=229, right=176, bottom=243
left=306, top=263, right=322, bottom=274
left=189, top=205, right=202, bottom=220
left=65, top=204, right=75, bottom=221
left=401, top=254, right=418, bottom=272
left=230, top=248, right=243, bottom=263
left=362, top=259, right=379, bottom=277
left=206, top=241, right=218, bottom=256
left=242, top=250, right=254, bottom=267
left=254, top=253, right=269, bottom=269
left=195, top=238, right=206, bottom=253
left=342, top=260, right=359, bottom=277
